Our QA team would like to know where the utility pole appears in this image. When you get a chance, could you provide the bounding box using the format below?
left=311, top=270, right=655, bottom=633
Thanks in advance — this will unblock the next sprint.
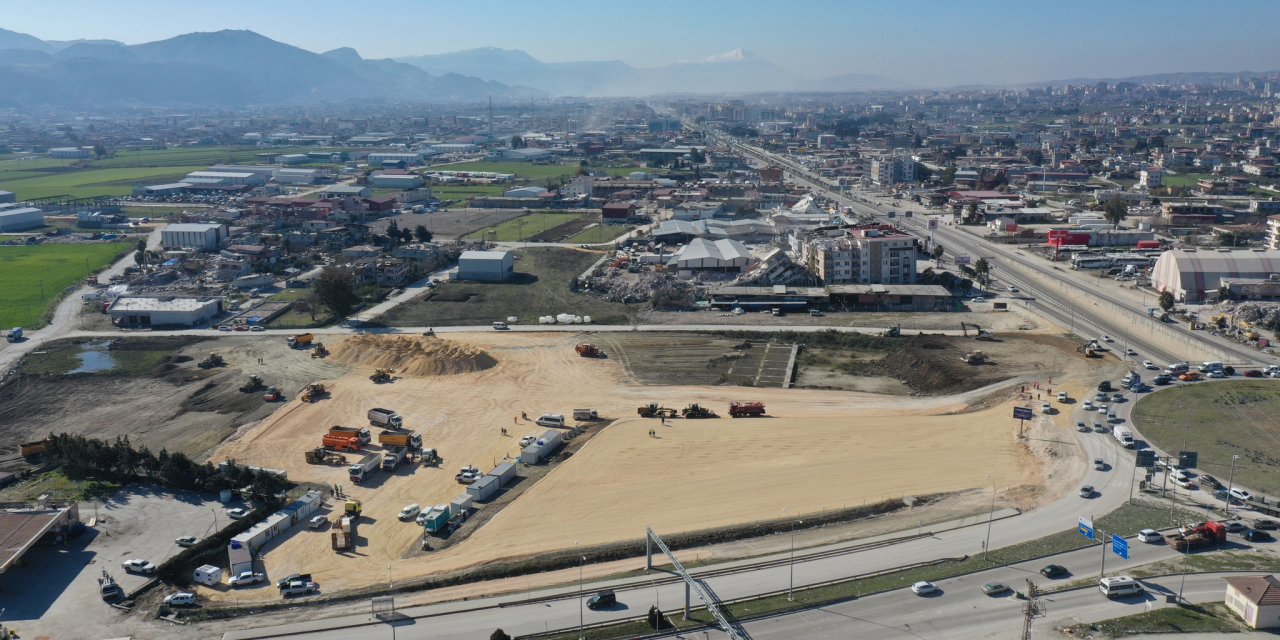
left=1224, top=451, right=1241, bottom=513
left=984, top=474, right=997, bottom=560
left=1020, top=579, right=1044, bottom=640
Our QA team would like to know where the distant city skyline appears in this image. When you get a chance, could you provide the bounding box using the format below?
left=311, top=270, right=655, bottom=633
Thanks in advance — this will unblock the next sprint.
left=5, top=0, right=1280, bottom=87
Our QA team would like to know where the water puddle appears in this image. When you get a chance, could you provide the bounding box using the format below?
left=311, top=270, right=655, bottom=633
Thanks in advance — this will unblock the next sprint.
left=69, top=340, right=117, bottom=374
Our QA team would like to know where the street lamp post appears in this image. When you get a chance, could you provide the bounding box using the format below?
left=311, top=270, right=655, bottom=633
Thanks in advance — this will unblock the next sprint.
left=788, top=516, right=802, bottom=601
left=576, top=541, right=584, bottom=640
left=1224, top=451, right=1241, bottom=512
left=984, top=475, right=997, bottom=561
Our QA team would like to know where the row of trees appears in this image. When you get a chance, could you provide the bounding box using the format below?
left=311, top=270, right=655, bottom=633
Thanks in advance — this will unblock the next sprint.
left=383, top=220, right=434, bottom=248
left=46, top=434, right=288, bottom=501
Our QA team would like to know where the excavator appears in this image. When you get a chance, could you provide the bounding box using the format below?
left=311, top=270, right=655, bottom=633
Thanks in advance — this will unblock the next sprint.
left=960, top=322, right=995, bottom=341
left=197, top=353, right=225, bottom=369
left=370, top=369, right=394, bottom=383
left=239, top=375, right=264, bottom=392
left=311, top=342, right=329, bottom=358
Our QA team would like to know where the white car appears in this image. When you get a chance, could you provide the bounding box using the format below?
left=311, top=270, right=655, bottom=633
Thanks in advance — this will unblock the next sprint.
left=1101, top=335, right=1114, bottom=342
left=250, top=325, right=265, bottom=332
left=175, top=535, right=199, bottom=548
left=971, top=297, right=986, bottom=303
left=1137, top=529, right=1163, bottom=543
left=911, top=581, right=939, bottom=595
left=398, top=504, right=421, bottom=521
left=122, top=559, right=156, bottom=574
left=164, top=592, right=196, bottom=607
left=1125, top=348, right=1138, bottom=356
left=229, top=571, right=265, bottom=587
left=519, top=435, right=536, bottom=447
left=225, top=507, right=248, bottom=519
left=308, top=515, right=328, bottom=529
left=1142, top=360, right=1158, bottom=370
left=1006, top=286, right=1019, bottom=293
left=1230, top=488, right=1253, bottom=501
left=1207, top=370, right=1226, bottom=379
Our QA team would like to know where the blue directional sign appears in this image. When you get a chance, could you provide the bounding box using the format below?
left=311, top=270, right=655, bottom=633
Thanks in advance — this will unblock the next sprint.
left=1078, top=516, right=1095, bottom=541
left=1013, top=407, right=1034, bottom=420
left=1112, top=534, right=1130, bottom=559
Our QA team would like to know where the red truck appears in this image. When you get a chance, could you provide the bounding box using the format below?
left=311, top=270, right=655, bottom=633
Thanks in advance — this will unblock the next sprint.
left=1166, top=521, right=1227, bottom=551
left=322, top=433, right=362, bottom=452
left=728, top=402, right=766, bottom=418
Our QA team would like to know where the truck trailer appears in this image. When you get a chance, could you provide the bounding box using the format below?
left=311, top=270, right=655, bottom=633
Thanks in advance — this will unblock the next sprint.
left=421, top=506, right=450, bottom=534
left=1165, top=522, right=1226, bottom=551
left=728, top=401, right=766, bottom=417
left=322, top=433, right=362, bottom=452
left=377, top=430, right=422, bottom=449
left=381, top=445, right=408, bottom=470
left=367, top=408, right=404, bottom=429
left=328, top=425, right=372, bottom=444
left=348, top=453, right=380, bottom=483
left=1112, top=426, right=1135, bottom=448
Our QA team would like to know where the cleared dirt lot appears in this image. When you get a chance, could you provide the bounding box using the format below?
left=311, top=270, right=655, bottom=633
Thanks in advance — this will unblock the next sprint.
left=369, top=208, right=523, bottom=241
left=594, top=333, right=794, bottom=387
left=204, top=330, right=1105, bottom=603
left=0, top=336, right=352, bottom=461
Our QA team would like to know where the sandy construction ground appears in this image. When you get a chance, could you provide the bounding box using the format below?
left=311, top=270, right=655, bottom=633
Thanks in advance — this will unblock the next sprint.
left=207, top=331, right=1101, bottom=602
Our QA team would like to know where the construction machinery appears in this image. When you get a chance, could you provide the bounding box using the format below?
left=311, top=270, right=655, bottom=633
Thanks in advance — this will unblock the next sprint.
left=960, top=322, right=994, bottom=340
left=637, top=403, right=678, bottom=418
left=575, top=343, right=603, bottom=358
left=304, top=447, right=346, bottom=465
left=262, top=387, right=283, bottom=402
left=368, top=407, right=404, bottom=429
left=344, top=500, right=362, bottom=516
left=329, top=425, right=372, bottom=444
left=240, top=375, right=264, bottom=392
left=378, top=430, right=422, bottom=449
left=381, top=445, right=409, bottom=470
left=881, top=325, right=901, bottom=338
left=322, top=433, right=362, bottom=452
left=681, top=403, right=717, bottom=418
left=197, top=353, right=225, bottom=369
left=331, top=515, right=357, bottom=551
left=311, top=342, right=329, bottom=358
left=20, top=437, right=51, bottom=458
left=961, top=350, right=986, bottom=365
left=287, top=333, right=314, bottom=348
left=1078, top=340, right=1100, bottom=358
left=369, top=369, right=393, bottom=383
left=301, top=383, right=328, bottom=402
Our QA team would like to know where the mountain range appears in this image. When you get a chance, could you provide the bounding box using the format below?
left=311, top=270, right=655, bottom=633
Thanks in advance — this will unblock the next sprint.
left=396, top=47, right=912, bottom=96
left=0, top=28, right=540, bottom=110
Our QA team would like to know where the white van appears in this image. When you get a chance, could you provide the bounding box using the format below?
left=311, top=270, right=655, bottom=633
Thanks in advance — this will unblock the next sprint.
left=1199, top=361, right=1223, bottom=373
left=1099, top=576, right=1144, bottom=598
left=1165, top=362, right=1189, bottom=374
left=1137, top=529, right=1163, bottom=543
left=492, top=321, right=509, bottom=330
left=536, top=414, right=565, bottom=428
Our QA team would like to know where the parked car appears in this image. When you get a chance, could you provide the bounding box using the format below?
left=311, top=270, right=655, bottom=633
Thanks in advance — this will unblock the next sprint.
left=309, top=515, right=328, bottom=529
left=175, top=535, right=199, bottom=548
left=911, top=581, right=940, bottom=595
left=225, top=507, right=248, bottom=519
left=1252, top=519, right=1278, bottom=531
left=1040, top=564, right=1068, bottom=578
left=164, top=592, right=196, bottom=607
left=1221, top=520, right=1248, bottom=533
left=122, top=558, right=156, bottom=574
left=1244, top=529, right=1274, bottom=543
left=229, top=571, right=265, bottom=587
left=398, top=504, right=421, bottom=521
left=276, top=573, right=311, bottom=590
left=281, top=581, right=320, bottom=597
left=1229, top=488, right=1253, bottom=501
left=1200, top=474, right=1222, bottom=489
left=981, top=582, right=1011, bottom=596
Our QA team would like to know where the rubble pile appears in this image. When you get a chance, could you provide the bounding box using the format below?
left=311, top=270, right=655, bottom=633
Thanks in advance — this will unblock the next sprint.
left=581, top=268, right=694, bottom=304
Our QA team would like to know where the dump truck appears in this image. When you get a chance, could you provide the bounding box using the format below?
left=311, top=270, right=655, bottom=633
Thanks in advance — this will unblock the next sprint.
left=20, top=437, right=51, bottom=458
left=240, top=375, right=264, bottom=392
left=328, top=425, right=372, bottom=444
left=198, top=353, right=225, bottom=368
left=729, top=401, right=766, bottom=417
left=288, top=333, right=314, bottom=348
left=370, top=369, right=393, bottom=383
left=301, top=383, right=327, bottom=402
left=1166, top=521, right=1227, bottom=551
left=378, top=430, right=422, bottom=449
left=368, top=408, right=404, bottom=429
left=682, top=403, right=717, bottom=418
left=572, top=408, right=600, bottom=421
left=421, top=505, right=450, bottom=534
left=331, top=516, right=356, bottom=551
left=575, top=343, right=602, bottom=358
left=637, top=403, right=678, bottom=418
left=348, top=453, right=380, bottom=483
left=322, top=433, right=362, bottom=452
left=311, top=342, right=329, bottom=358
left=381, top=445, right=409, bottom=470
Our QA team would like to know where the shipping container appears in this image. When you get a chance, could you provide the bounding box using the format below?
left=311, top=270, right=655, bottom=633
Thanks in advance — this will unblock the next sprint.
left=466, top=475, right=501, bottom=502
left=490, top=461, right=517, bottom=484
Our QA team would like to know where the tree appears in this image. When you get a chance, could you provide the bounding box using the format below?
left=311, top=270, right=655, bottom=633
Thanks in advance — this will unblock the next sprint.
left=490, top=630, right=511, bottom=640
left=509, top=135, right=525, bottom=149
left=1158, top=290, right=1175, bottom=312
left=688, top=147, right=706, bottom=164
left=1103, top=199, right=1128, bottom=229
left=385, top=220, right=401, bottom=246
left=1218, top=284, right=1232, bottom=302
left=930, top=245, right=945, bottom=262
left=974, top=258, right=991, bottom=288
left=133, top=239, right=147, bottom=265
left=414, top=225, right=433, bottom=243
left=314, top=267, right=361, bottom=319
left=941, top=166, right=957, bottom=185
left=1025, top=149, right=1044, bottom=167
left=398, top=227, right=413, bottom=244
left=93, top=143, right=107, bottom=158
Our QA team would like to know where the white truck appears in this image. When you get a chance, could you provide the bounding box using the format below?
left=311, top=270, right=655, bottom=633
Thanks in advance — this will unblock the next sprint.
left=572, top=408, right=599, bottom=421
left=367, top=408, right=403, bottom=429
left=1113, top=425, right=1135, bottom=448
left=348, top=453, right=380, bottom=483
left=381, top=445, right=408, bottom=470
left=536, top=413, right=566, bottom=428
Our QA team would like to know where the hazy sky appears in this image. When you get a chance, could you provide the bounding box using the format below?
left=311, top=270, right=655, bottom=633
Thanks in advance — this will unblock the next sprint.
left=6, top=0, right=1280, bottom=86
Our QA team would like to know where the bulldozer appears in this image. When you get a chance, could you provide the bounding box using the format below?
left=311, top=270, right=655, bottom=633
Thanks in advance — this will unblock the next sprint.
left=681, top=403, right=717, bottom=419
left=301, top=383, right=328, bottom=402
left=960, top=322, right=995, bottom=341
left=637, top=403, right=678, bottom=419
left=197, top=353, right=225, bottom=369
left=240, top=375, right=264, bottom=392
left=575, top=343, right=603, bottom=358
left=311, top=342, right=330, bottom=358
left=961, top=350, right=986, bottom=365
left=881, top=325, right=901, bottom=338
left=370, top=369, right=393, bottom=383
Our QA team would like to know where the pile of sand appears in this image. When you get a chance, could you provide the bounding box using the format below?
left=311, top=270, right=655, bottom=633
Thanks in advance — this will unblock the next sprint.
left=328, top=335, right=497, bottom=377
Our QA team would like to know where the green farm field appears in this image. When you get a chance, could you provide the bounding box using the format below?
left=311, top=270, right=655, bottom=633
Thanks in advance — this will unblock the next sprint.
left=0, top=242, right=131, bottom=328
left=463, top=212, right=585, bottom=241
left=439, top=161, right=649, bottom=180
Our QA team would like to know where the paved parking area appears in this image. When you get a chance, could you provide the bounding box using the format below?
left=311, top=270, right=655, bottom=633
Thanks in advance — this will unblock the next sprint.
left=0, top=485, right=226, bottom=635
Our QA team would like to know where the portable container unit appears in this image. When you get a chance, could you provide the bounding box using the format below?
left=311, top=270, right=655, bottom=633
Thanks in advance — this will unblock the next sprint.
left=466, top=475, right=501, bottom=502
left=490, top=461, right=517, bottom=485
left=193, top=565, right=222, bottom=586
left=422, top=506, right=451, bottom=533
left=449, top=495, right=473, bottom=517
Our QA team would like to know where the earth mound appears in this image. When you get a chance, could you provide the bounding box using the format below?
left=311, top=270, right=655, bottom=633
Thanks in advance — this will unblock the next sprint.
left=328, top=335, right=497, bottom=377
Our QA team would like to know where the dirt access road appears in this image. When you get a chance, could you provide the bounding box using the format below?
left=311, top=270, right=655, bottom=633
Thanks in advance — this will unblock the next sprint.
left=205, top=330, right=1109, bottom=603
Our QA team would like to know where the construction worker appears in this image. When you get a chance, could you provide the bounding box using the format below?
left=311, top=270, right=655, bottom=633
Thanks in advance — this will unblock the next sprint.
left=521, top=411, right=528, bottom=421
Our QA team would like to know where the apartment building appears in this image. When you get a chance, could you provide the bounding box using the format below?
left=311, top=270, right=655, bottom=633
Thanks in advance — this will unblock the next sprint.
left=799, top=225, right=919, bottom=285
left=870, top=155, right=917, bottom=187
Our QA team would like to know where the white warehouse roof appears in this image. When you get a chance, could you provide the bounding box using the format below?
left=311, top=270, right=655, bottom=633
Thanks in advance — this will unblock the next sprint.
left=110, top=297, right=218, bottom=312
left=673, top=238, right=753, bottom=265
left=1152, top=249, right=1280, bottom=301
left=164, top=223, right=224, bottom=233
